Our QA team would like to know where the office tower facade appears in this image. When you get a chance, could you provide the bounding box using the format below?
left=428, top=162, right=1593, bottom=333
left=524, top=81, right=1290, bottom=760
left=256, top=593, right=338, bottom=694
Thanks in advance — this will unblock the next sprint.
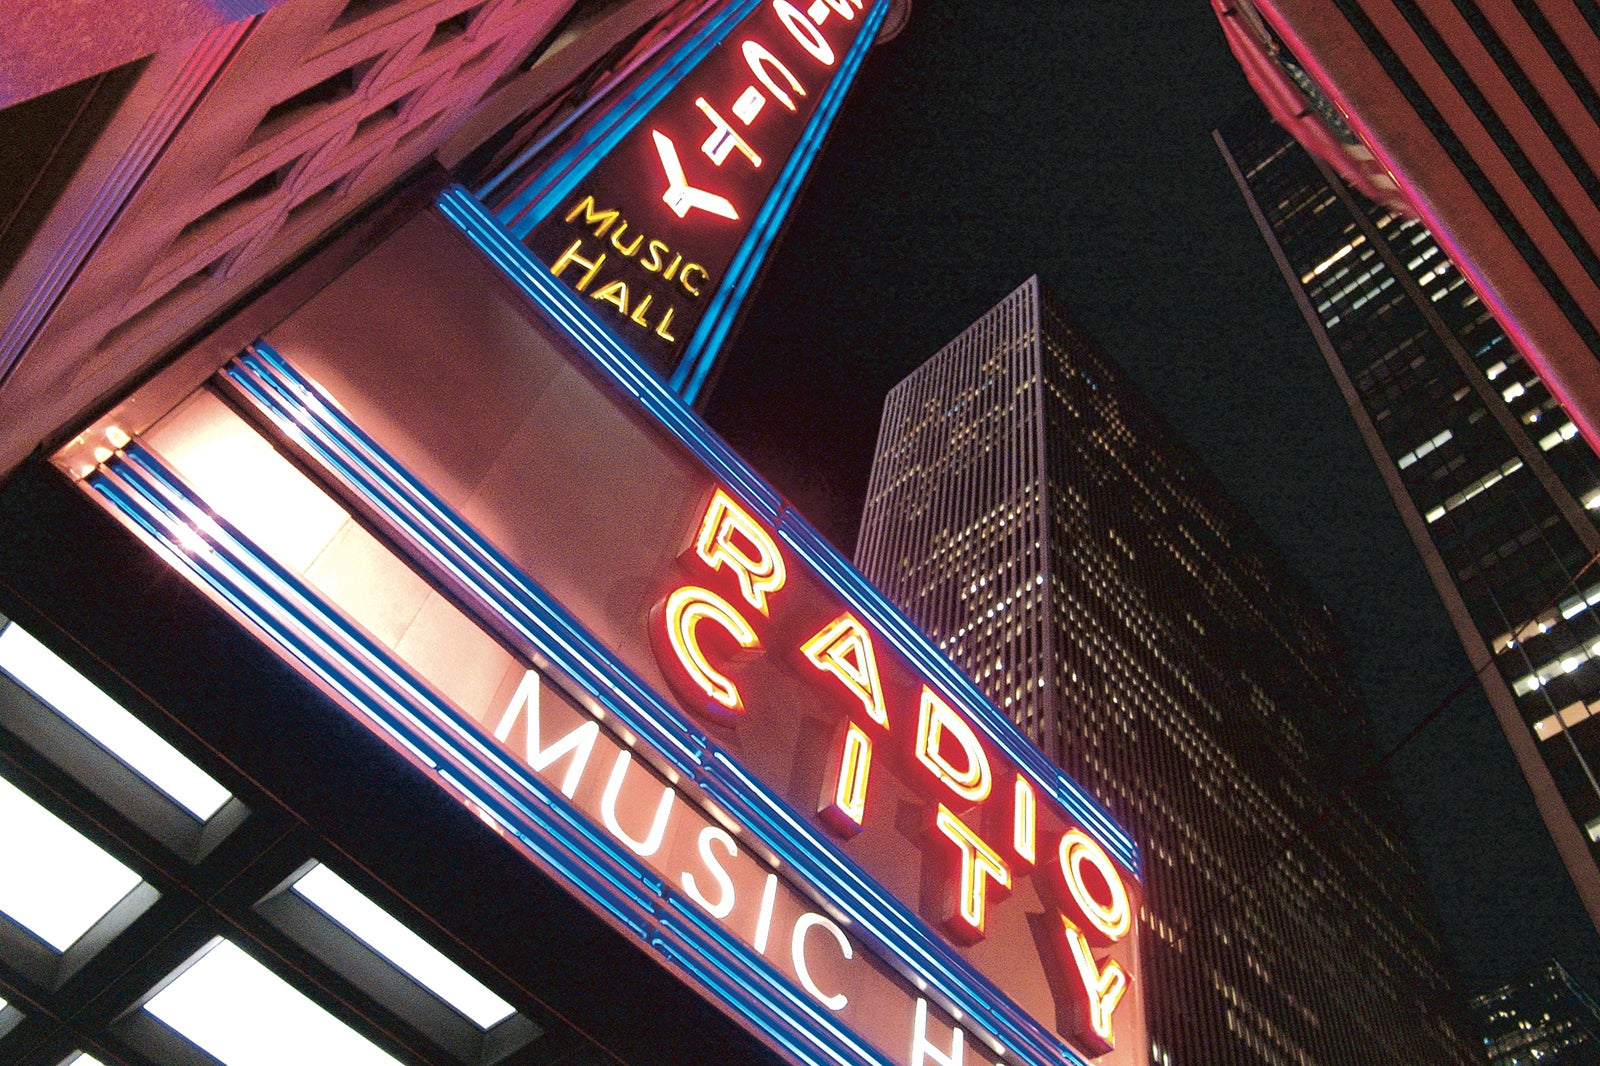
left=1216, top=101, right=1600, bottom=934
left=1472, top=960, right=1600, bottom=1066
left=855, top=276, right=1477, bottom=1066
left=1209, top=0, right=1600, bottom=464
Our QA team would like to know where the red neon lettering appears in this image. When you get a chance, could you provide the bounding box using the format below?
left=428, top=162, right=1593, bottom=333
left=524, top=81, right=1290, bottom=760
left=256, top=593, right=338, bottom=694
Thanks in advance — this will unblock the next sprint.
left=772, top=0, right=835, bottom=65
left=1012, top=774, right=1037, bottom=865
left=1060, top=917, right=1129, bottom=1054
left=818, top=721, right=873, bottom=835
left=743, top=40, right=805, bottom=110
left=933, top=804, right=1010, bottom=941
left=693, top=488, right=786, bottom=614
left=1057, top=829, right=1131, bottom=942
left=652, top=131, right=739, bottom=220
left=800, top=612, right=888, bottom=727
left=695, top=97, right=762, bottom=167
left=915, top=687, right=992, bottom=802
left=658, top=585, right=759, bottom=715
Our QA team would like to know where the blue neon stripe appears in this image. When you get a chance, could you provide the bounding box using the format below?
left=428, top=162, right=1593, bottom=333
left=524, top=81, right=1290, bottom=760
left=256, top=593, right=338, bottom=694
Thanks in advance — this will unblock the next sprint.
left=92, top=451, right=665, bottom=924
left=224, top=346, right=709, bottom=778
left=659, top=896, right=890, bottom=1066
left=493, top=0, right=764, bottom=231
left=437, top=187, right=783, bottom=518
left=221, top=338, right=1117, bottom=1066
left=86, top=443, right=1092, bottom=1066
left=672, top=0, right=889, bottom=402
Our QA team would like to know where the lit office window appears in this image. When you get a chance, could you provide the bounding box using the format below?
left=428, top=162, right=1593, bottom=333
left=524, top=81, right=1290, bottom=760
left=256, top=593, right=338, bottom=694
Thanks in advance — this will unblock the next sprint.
left=0, top=623, right=232, bottom=820
left=0, top=773, right=143, bottom=951
left=291, top=864, right=515, bottom=1028
left=144, top=939, right=401, bottom=1066
left=0, top=993, right=17, bottom=1041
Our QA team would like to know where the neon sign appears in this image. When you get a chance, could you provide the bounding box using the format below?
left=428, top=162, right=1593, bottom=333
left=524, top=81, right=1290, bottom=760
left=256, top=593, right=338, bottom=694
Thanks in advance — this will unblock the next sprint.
left=485, top=663, right=1008, bottom=1062
left=492, top=0, right=884, bottom=389
left=655, top=486, right=1144, bottom=1047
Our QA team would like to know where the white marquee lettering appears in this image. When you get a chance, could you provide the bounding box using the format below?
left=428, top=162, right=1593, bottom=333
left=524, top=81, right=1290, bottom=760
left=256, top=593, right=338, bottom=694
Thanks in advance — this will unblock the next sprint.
left=494, top=671, right=599, bottom=798
left=910, top=998, right=965, bottom=1066
left=791, top=912, right=852, bottom=1011
left=682, top=825, right=739, bottom=919
left=600, top=750, right=675, bottom=856
left=754, top=871, right=780, bottom=953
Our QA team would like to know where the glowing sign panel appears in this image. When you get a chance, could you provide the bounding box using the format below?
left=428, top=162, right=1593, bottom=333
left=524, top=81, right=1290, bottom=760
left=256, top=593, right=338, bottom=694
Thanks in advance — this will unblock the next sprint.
left=652, top=487, right=1144, bottom=1058
left=498, top=0, right=879, bottom=379
left=482, top=666, right=1009, bottom=1065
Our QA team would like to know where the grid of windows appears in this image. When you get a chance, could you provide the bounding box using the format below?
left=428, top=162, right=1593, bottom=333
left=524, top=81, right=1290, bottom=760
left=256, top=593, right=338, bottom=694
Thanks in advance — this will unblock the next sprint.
left=1471, top=960, right=1600, bottom=1066
left=1218, top=101, right=1600, bottom=923
left=857, top=275, right=1476, bottom=1066
left=0, top=608, right=566, bottom=1066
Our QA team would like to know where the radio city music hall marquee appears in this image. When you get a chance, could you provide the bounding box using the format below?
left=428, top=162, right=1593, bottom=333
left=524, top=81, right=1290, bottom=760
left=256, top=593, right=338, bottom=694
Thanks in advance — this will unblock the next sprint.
left=66, top=200, right=1146, bottom=1066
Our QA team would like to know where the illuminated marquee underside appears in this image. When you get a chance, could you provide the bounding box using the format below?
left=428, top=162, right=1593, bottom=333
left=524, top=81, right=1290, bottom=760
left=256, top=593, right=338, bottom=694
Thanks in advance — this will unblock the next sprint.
left=58, top=200, right=1145, bottom=1066
left=487, top=0, right=885, bottom=399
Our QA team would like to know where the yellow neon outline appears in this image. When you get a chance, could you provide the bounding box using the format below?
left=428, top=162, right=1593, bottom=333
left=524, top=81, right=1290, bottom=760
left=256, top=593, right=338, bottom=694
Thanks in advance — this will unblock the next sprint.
left=1062, top=917, right=1129, bottom=1047
left=829, top=722, right=872, bottom=826
left=663, top=585, right=759, bottom=712
left=934, top=804, right=1010, bottom=937
left=800, top=612, right=888, bottom=728
left=915, top=687, right=992, bottom=802
left=1059, top=829, right=1131, bottom=941
left=693, top=488, right=786, bottom=614
left=1013, top=775, right=1036, bottom=865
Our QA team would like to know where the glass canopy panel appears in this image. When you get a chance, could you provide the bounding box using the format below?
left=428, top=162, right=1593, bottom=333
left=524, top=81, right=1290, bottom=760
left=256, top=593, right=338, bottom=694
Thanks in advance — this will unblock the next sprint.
left=0, top=773, right=143, bottom=951
left=0, top=623, right=232, bottom=820
left=291, top=864, right=516, bottom=1028
left=143, top=939, right=402, bottom=1066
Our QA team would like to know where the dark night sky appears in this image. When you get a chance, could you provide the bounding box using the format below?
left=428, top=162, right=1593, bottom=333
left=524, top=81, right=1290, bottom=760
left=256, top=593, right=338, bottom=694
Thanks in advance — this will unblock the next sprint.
left=705, top=2, right=1600, bottom=1000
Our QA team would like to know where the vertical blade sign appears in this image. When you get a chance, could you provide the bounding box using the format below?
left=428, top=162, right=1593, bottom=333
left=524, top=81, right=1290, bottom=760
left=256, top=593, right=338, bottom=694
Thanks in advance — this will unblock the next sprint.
left=501, top=0, right=881, bottom=382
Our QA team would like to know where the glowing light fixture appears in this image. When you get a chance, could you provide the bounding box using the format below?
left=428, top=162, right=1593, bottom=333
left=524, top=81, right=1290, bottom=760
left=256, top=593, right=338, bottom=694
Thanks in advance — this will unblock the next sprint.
left=291, top=864, right=516, bottom=1028
left=144, top=939, right=401, bottom=1066
left=0, top=773, right=143, bottom=951
left=0, top=623, right=231, bottom=820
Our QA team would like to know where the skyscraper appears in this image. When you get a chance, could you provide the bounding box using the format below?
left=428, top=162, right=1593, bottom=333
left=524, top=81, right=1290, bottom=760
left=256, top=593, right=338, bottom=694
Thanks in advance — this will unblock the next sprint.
left=1216, top=100, right=1600, bottom=934
left=855, top=275, right=1477, bottom=1066
left=1209, top=0, right=1600, bottom=461
left=1472, top=960, right=1600, bottom=1066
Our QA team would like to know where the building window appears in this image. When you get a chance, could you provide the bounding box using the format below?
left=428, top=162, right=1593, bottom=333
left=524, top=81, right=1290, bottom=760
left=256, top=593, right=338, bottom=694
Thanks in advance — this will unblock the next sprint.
left=134, top=938, right=403, bottom=1066
left=0, top=619, right=247, bottom=861
left=0, top=771, right=159, bottom=988
left=258, top=862, right=539, bottom=1064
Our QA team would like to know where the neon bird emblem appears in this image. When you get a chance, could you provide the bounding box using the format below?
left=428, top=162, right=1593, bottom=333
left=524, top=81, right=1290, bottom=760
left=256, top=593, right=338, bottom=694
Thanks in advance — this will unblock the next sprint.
left=652, top=130, right=739, bottom=220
